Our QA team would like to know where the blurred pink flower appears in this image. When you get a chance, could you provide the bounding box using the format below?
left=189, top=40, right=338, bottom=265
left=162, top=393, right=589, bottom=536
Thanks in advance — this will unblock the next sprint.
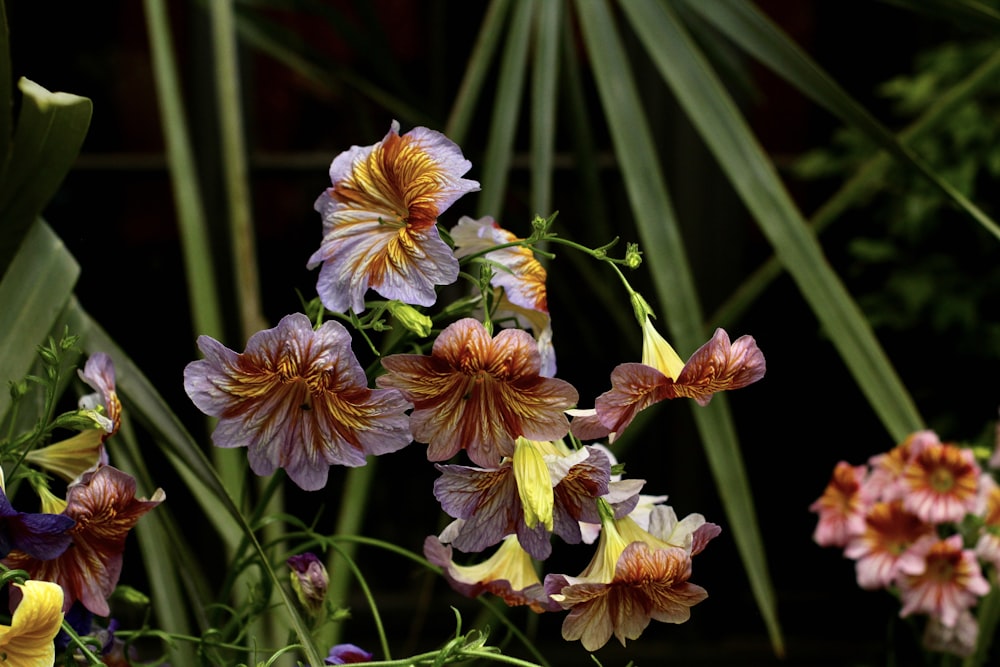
left=901, top=441, right=981, bottom=524
left=898, top=534, right=990, bottom=628
left=843, top=500, right=935, bottom=590
left=809, top=461, right=871, bottom=548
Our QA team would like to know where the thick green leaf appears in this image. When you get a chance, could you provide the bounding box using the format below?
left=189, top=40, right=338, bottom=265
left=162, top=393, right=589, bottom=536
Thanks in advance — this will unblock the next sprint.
left=618, top=2, right=923, bottom=442
left=0, top=220, right=79, bottom=421
left=477, top=0, right=535, bottom=217
left=573, top=0, right=784, bottom=655
left=683, top=0, right=1000, bottom=243
left=0, top=78, right=91, bottom=273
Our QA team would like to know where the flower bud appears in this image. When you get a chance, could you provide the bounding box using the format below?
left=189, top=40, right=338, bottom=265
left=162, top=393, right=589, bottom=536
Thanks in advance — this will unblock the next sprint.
left=387, top=301, right=433, bottom=338
left=624, top=242, right=642, bottom=269
left=288, top=552, right=329, bottom=615
left=512, top=437, right=554, bottom=531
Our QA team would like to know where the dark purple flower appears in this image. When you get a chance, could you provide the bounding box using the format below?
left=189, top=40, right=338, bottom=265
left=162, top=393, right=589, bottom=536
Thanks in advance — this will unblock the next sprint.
left=0, top=486, right=74, bottom=560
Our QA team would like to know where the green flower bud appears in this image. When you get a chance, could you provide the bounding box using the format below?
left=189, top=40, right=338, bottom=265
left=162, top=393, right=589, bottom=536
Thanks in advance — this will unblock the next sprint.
left=387, top=301, right=433, bottom=338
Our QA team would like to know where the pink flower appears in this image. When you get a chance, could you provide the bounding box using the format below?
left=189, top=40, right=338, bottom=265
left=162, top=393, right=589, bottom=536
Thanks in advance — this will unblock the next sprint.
left=974, top=474, right=1000, bottom=570
left=184, top=313, right=413, bottom=491
left=843, top=500, right=935, bottom=590
left=864, top=431, right=939, bottom=501
left=809, top=461, right=871, bottom=548
left=898, top=534, right=990, bottom=628
left=309, top=121, right=479, bottom=313
left=377, top=318, right=578, bottom=467
left=900, top=442, right=981, bottom=524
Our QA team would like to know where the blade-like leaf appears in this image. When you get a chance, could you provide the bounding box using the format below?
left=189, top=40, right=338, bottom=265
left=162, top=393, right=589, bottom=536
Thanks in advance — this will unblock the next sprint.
left=710, top=46, right=1000, bottom=331
left=477, top=0, right=535, bottom=217
left=446, top=0, right=511, bottom=145
left=0, top=0, right=11, bottom=166
left=619, top=2, right=924, bottom=440
left=0, top=79, right=91, bottom=273
left=683, top=0, right=1000, bottom=242
left=0, top=220, right=79, bottom=421
left=573, top=0, right=784, bottom=655
left=529, top=0, right=561, bottom=217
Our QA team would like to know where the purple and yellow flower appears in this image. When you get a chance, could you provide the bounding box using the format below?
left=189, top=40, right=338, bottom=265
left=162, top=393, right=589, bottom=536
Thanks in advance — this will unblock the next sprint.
left=577, top=322, right=765, bottom=441
left=544, top=503, right=716, bottom=651
left=3, top=465, right=164, bottom=616
left=77, top=352, right=121, bottom=438
left=0, top=485, right=74, bottom=560
left=0, top=580, right=64, bottom=667
left=424, top=534, right=560, bottom=613
left=809, top=461, right=871, bottom=548
left=433, top=443, right=638, bottom=560
left=309, top=121, right=479, bottom=314
left=450, top=216, right=555, bottom=375
left=377, top=318, right=578, bottom=467
left=900, top=441, right=981, bottom=524
left=898, top=534, right=990, bottom=628
left=843, top=500, right=935, bottom=590
left=184, top=313, right=413, bottom=491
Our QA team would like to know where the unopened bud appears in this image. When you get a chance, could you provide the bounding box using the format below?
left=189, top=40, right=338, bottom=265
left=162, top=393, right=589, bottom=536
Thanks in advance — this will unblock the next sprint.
left=288, top=552, right=329, bottom=615
left=624, top=243, right=642, bottom=269
left=387, top=301, right=433, bottom=338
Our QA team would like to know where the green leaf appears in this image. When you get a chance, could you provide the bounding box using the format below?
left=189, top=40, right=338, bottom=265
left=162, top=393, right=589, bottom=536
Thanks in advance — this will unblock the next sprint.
left=0, top=220, right=79, bottom=421
left=573, top=0, right=784, bottom=656
left=618, top=1, right=925, bottom=442
left=529, top=0, right=561, bottom=217
left=0, top=0, right=12, bottom=166
left=476, top=0, right=535, bottom=217
left=0, top=78, right=92, bottom=274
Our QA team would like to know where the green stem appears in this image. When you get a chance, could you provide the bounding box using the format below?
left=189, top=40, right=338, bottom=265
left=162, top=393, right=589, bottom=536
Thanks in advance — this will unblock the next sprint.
left=328, top=541, right=391, bottom=661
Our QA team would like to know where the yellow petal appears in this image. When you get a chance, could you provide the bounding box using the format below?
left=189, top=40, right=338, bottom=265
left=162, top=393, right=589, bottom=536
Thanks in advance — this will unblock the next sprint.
left=640, top=317, right=685, bottom=380
left=0, top=580, right=64, bottom=667
left=513, top=437, right=555, bottom=531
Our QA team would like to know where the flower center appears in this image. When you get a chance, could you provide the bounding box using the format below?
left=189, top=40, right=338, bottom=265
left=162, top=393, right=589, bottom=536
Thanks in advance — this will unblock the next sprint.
left=929, top=467, right=955, bottom=492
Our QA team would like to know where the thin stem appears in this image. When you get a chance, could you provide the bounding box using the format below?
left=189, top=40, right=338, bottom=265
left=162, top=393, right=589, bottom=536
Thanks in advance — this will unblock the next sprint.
left=327, top=541, right=391, bottom=661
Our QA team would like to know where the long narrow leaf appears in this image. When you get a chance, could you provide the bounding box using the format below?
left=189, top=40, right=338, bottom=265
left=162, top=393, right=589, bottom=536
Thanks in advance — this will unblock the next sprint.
left=0, top=220, right=79, bottom=421
left=529, top=0, right=561, bottom=217
left=573, top=0, right=784, bottom=655
left=0, top=0, right=12, bottom=171
left=476, top=0, right=535, bottom=217
left=710, top=47, right=1000, bottom=330
left=619, top=2, right=923, bottom=440
left=684, top=0, right=1000, bottom=243
left=446, top=0, right=511, bottom=145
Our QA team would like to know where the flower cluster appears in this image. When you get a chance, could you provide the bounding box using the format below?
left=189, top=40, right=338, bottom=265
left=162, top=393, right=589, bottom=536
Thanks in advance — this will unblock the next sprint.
left=182, top=121, right=767, bottom=655
left=811, top=429, right=998, bottom=657
left=0, top=335, right=164, bottom=664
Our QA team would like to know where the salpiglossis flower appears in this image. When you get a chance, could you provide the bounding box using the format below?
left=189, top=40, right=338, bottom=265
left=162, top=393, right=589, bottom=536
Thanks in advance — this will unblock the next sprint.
left=843, top=500, right=935, bottom=590
left=0, top=580, right=64, bottom=667
left=544, top=504, right=717, bottom=651
left=0, top=485, right=74, bottom=560
left=579, top=323, right=765, bottom=441
left=377, top=318, right=578, bottom=467
left=424, top=534, right=560, bottom=613
left=3, top=465, right=164, bottom=616
left=184, top=313, right=413, bottom=491
left=450, top=216, right=555, bottom=374
left=309, top=121, right=479, bottom=314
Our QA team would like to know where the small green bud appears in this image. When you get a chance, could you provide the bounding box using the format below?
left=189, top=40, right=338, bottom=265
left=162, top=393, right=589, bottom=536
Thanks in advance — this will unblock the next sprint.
left=387, top=301, right=433, bottom=338
left=111, top=585, right=151, bottom=607
left=8, top=379, right=29, bottom=402
left=624, top=243, right=642, bottom=269
left=629, top=291, right=655, bottom=325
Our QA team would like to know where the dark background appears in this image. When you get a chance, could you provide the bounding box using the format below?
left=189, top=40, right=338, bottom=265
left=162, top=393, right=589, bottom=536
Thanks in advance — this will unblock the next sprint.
left=6, top=2, right=1000, bottom=665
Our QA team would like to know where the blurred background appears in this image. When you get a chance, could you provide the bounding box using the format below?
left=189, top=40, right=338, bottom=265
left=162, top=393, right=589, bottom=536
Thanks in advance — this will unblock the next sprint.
left=5, top=1, right=1000, bottom=665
